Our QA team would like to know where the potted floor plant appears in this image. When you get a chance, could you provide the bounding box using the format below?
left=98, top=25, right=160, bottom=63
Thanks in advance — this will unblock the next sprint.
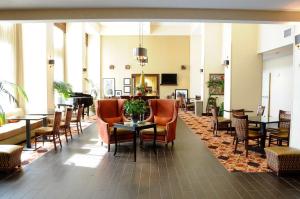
left=124, top=99, right=146, bottom=123
left=0, top=81, right=28, bottom=126
left=53, top=81, right=73, bottom=104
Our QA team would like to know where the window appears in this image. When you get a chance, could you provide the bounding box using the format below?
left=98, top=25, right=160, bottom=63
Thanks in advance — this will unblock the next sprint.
left=53, top=25, right=65, bottom=82
left=22, top=23, right=47, bottom=113
left=0, top=23, right=17, bottom=112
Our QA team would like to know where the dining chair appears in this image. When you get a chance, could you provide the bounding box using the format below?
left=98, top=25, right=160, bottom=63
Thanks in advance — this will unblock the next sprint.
left=33, top=111, right=62, bottom=151
left=211, top=107, right=231, bottom=136
left=233, top=114, right=262, bottom=157
left=71, top=104, right=84, bottom=135
left=60, top=108, right=73, bottom=143
left=268, top=110, right=291, bottom=146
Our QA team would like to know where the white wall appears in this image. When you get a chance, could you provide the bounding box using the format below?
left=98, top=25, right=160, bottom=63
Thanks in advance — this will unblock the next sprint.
left=66, top=23, right=84, bottom=92
left=222, top=24, right=232, bottom=118
left=290, top=25, right=300, bottom=149
left=190, top=24, right=203, bottom=98
left=262, top=50, right=293, bottom=119
left=258, top=24, right=294, bottom=53
left=203, top=23, right=224, bottom=110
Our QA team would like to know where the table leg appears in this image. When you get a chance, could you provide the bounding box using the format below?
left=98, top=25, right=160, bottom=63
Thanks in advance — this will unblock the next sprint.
left=260, top=123, right=267, bottom=152
left=153, top=126, right=157, bottom=154
left=133, top=130, right=137, bottom=162
left=26, top=120, right=31, bottom=148
left=114, top=127, right=117, bottom=156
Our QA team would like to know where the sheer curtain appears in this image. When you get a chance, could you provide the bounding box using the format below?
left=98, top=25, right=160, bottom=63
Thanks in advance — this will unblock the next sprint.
left=22, top=23, right=47, bottom=113
left=53, top=26, right=64, bottom=82
left=0, top=23, right=17, bottom=112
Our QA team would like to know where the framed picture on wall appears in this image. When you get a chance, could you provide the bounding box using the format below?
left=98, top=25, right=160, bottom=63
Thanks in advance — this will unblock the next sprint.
left=175, top=89, right=188, bottom=99
left=123, top=78, right=131, bottom=85
left=124, top=86, right=131, bottom=94
left=115, top=90, right=122, bottom=97
left=103, top=78, right=115, bottom=97
left=208, top=74, right=224, bottom=95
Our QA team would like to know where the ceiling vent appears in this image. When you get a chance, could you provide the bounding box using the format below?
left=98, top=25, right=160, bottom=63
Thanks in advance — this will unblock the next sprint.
left=284, top=28, right=291, bottom=38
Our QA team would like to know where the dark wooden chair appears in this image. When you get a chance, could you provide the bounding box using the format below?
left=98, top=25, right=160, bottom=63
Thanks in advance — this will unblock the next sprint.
left=233, top=114, right=262, bottom=157
left=71, top=104, right=84, bottom=135
left=268, top=110, right=291, bottom=146
left=33, top=111, right=62, bottom=151
left=211, top=107, right=231, bottom=136
left=60, top=108, right=73, bottom=143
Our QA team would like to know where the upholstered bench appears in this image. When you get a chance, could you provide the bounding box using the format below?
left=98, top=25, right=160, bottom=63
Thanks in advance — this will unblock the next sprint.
left=265, top=146, right=300, bottom=176
left=0, top=145, right=23, bottom=172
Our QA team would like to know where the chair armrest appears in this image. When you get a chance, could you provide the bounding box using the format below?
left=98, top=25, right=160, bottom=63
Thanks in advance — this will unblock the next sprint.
left=95, top=117, right=110, bottom=142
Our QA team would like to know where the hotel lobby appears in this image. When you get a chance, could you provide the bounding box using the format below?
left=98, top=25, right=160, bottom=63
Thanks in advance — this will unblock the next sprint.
left=1, top=1, right=300, bottom=199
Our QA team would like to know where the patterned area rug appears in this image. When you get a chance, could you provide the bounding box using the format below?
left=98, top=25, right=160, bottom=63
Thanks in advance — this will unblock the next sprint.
left=21, top=119, right=95, bottom=167
left=179, top=111, right=270, bottom=173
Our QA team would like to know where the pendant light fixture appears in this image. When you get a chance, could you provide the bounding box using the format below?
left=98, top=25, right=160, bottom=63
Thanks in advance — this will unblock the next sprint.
left=133, top=23, right=147, bottom=61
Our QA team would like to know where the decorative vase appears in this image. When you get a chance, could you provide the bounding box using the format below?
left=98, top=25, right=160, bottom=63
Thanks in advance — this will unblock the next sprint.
left=136, top=90, right=143, bottom=96
left=0, top=113, right=6, bottom=127
left=131, top=114, right=139, bottom=124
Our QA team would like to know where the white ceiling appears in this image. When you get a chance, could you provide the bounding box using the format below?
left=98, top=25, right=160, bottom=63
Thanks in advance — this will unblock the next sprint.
left=0, top=0, right=300, bottom=11
left=99, top=22, right=198, bottom=35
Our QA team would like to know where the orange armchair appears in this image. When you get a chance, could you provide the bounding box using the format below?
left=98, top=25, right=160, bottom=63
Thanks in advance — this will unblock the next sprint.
left=95, top=99, right=132, bottom=152
left=141, top=99, right=179, bottom=146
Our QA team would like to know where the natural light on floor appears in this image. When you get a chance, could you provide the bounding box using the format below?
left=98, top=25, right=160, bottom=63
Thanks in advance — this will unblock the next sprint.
left=63, top=143, right=107, bottom=168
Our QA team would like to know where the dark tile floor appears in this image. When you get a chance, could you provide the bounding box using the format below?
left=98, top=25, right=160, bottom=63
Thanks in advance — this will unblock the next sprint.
left=0, top=118, right=300, bottom=199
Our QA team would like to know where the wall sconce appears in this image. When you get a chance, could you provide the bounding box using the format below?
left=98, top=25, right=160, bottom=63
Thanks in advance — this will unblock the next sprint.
left=48, top=59, right=55, bottom=68
left=109, top=65, right=115, bottom=70
left=223, top=60, right=230, bottom=67
left=125, top=65, right=131, bottom=70
left=295, top=34, right=300, bottom=49
left=181, top=65, right=186, bottom=70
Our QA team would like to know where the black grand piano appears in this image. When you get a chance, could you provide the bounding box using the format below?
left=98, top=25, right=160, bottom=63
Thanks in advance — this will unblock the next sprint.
left=58, top=92, right=93, bottom=118
left=70, top=92, right=94, bottom=117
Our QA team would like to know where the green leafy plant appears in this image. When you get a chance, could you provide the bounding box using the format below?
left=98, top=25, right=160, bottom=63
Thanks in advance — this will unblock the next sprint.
left=207, top=79, right=224, bottom=90
left=0, top=81, right=28, bottom=126
left=124, top=99, right=146, bottom=116
left=53, top=81, right=73, bottom=99
left=218, top=102, right=224, bottom=116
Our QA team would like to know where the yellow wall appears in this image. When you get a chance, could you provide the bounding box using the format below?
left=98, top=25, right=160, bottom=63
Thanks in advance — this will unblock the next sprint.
left=101, top=36, right=190, bottom=98
left=231, top=24, right=263, bottom=111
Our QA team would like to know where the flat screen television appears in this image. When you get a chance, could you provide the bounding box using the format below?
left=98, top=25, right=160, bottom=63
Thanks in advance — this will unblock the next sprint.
left=161, top=73, right=177, bottom=85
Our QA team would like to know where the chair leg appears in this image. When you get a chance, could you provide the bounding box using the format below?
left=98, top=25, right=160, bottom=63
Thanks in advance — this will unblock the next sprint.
left=69, top=127, right=73, bottom=140
left=268, top=135, right=272, bottom=147
left=53, top=134, right=57, bottom=151
left=245, top=140, right=249, bottom=157
left=108, top=143, right=110, bottom=152
left=234, top=139, right=238, bottom=153
left=58, top=133, right=62, bottom=149
left=232, top=136, right=236, bottom=145
left=79, top=122, right=83, bottom=134
left=64, top=128, right=68, bottom=143
left=76, top=123, right=80, bottom=136
left=172, top=141, right=174, bottom=147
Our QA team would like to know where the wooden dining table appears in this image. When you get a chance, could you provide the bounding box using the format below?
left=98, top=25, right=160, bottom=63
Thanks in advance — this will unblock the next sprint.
left=248, top=116, right=279, bottom=153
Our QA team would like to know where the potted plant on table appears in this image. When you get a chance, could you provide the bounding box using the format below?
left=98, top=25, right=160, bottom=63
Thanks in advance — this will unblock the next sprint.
left=0, top=81, right=28, bottom=126
left=124, top=99, right=146, bottom=123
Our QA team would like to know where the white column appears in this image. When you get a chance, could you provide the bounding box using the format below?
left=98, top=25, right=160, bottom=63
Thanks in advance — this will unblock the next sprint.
left=290, top=25, right=300, bottom=149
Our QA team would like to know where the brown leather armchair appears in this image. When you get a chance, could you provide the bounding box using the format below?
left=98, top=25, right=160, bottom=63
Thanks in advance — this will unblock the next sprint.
left=141, top=99, right=179, bottom=146
left=95, top=99, right=132, bottom=152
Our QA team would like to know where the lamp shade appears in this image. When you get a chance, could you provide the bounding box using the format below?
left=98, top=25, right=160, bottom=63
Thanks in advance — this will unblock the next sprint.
left=295, top=34, right=300, bottom=49
left=133, top=47, right=147, bottom=59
